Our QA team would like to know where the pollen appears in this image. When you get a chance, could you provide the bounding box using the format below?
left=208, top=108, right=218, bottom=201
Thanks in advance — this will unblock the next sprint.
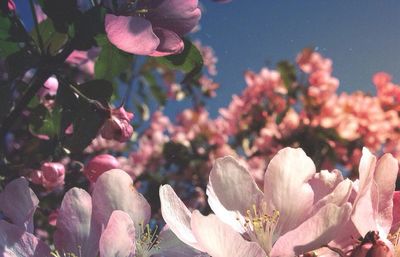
left=241, top=203, right=279, bottom=253
left=135, top=223, right=160, bottom=257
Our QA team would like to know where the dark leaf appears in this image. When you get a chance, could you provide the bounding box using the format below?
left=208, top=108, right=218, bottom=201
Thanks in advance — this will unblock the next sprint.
left=277, top=61, right=296, bottom=90
left=31, top=19, right=68, bottom=55
left=94, top=34, right=133, bottom=81
left=143, top=72, right=167, bottom=106
left=156, top=39, right=203, bottom=77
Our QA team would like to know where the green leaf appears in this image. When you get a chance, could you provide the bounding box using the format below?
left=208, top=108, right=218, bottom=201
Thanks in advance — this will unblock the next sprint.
left=31, top=19, right=68, bottom=55
left=156, top=39, right=203, bottom=75
left=277, top=61, right=296, bottom=90
left=29, top=105, right=61, bottom=138
left=78, top=79, right=114, bottom=105
left=73, top=6, right=105, bottom=50
left=56, top=78, right=113, bottom=153
left=94, top=34, right=133, bottom=81
left=143, top=73, right=167, bottom=106
left=62, top=99, right=108, bottom=153
left=0, top=15, right=20, bottom=57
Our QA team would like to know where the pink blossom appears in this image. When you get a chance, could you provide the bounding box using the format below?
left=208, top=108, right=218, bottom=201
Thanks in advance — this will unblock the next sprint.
left=37, top=76, right=58, bottom=99
left=84, top=154, right=120, bottom=182
left=103, top=0, right=201, bottom=56
left=40, top=162, right=65, bottom=190
left=321, top=148, right=399, bottom=256
left=66, top=47, right=100, bottom=76
left=101, top=106, right=134, bottom=142
left=194, top=40, right=218, bottom=76
left=160, top=147, right=353, bottom=256
left=84, top=135, right=127, bottom=153
left=1, top=170, right=192, bottom=257
left=7, top=0, right=15, bottom=11
left=297, top=49, right=339, bottom=104
left=373, top=71, right=400, bottom=111
left=160, top=185, right=265, bottom=257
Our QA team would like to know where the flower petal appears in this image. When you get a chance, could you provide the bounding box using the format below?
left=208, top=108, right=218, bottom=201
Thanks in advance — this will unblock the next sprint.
left=191, top=211, right=266, bottom=257
left=309, top=169, right=343, bottom=203
left=207, top=156, right=264, bottom=233
left=0, top=178, right=39, bottom=233
left=99, top=210, right=135, bottom=257
left=270, top=203, right=352, bottom=257
left=149, top=28, right=184, bottom=57
left=146, top=0, right=201, bottom=35
left=311, top=179, right=353, bottom=214
left=0, top=220, right=51, bottom=257
left=374, top=153, right=398, bottom=234
left=105, top=14, right=159, bottom=55
left=159, top=185, right=202, bottom=251
left=54, top=188, right=101, bottom=257
left=92, top=169, right=151, bottom=233
left=264, top=147, right=315, bottom=236
left=150, top=225, right=204, bottom=257
left=391, top=191, right=400, bottom=232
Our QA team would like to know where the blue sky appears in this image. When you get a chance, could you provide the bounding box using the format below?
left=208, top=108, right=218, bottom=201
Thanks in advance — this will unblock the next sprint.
left=13, top=0, right=400, bottom=117
left=196, top=1, right=400, bottom=115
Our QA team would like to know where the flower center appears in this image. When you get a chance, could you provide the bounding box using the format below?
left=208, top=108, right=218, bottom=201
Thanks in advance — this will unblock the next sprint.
left=241, top=203, right=279, bottom=253
left=135, top=223, right=159, bottom=257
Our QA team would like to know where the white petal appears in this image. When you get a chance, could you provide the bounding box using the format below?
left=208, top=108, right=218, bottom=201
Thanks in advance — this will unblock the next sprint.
left=207, top=156, right=264, bottom=233
left=159, top=185, right=203, bottom=251
left=264, top=147, right=315, bottom=236
left=270, top=203, right=352, bottom=257
left=191, top=211, right=266, bottom=257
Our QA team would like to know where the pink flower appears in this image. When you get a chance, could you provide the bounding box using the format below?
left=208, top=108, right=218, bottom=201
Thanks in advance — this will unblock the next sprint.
left=1, top=170, right=195, bottom=257
left=160, top=185, right=266, bottom=257
left=84, top=154, right=120, bottom=182
left=320, top=148, right=399, bottom=256
left=66, top=47, right=100, bottom=76
left=0, top=178, right=51, bottom=256
left=101, top=106, right=134, bottom=142
left=37, top=76, right=58, bottom=99
left=160, top=147, right=353, bottom=256
left=7, top=0, right=15, bottom=11
left=40, top=162, right=65, bottom=190
left=103, top=0, right=201, bottom=56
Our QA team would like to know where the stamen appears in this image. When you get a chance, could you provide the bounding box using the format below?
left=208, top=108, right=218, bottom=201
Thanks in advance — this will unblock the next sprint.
left=136, top=222, right=160, bottom=257
left=240, top=202, right=279, bottom=253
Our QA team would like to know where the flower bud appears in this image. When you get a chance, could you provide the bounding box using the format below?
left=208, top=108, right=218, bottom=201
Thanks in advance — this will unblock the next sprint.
left=37, top=76, right=59, bottom=98
left=84, top=154, right=120, bottom=183
left=40, top=162, right=65, bottom=190
left=101, top=107, right=134, bottom=142
left=8, top=0, right=16, bottom=11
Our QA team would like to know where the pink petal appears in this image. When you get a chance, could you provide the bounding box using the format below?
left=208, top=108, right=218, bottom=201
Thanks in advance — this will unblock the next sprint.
left=105, top=14, right=159, bottom=55
left=264, top=147, right=315, bottom=236
left=191, top=211, right=266, bottom=257
left=149, top=28, right=184, bottom=57
left=352, top=181, right=379, bottom=237
left=356, top=148, right=377, bottom=202
left=309, top=169, right=343, bottom=203
left=374, top=153, right=398, bottom=234
left=391, top=191, right=400, bottom=232
left=151, top=226, right=204, bottom=257
left=311, top=179, right=353, bottom=214
left=54, top=188, right=101, bottom=257
left=270, top=203, right=352, bottom=257
left=147, top=0, right=201, bottom=35
left=99, top=210, right=135, bottom=257
left=0, top=178, right=39, bottom=233
left=0, top=220, right=51, bottom=257
left=206, top=156, right=264, bottom=233
left=159, top=185, right=202, bottom=251
left=92, top=169, right=151, bottom=231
